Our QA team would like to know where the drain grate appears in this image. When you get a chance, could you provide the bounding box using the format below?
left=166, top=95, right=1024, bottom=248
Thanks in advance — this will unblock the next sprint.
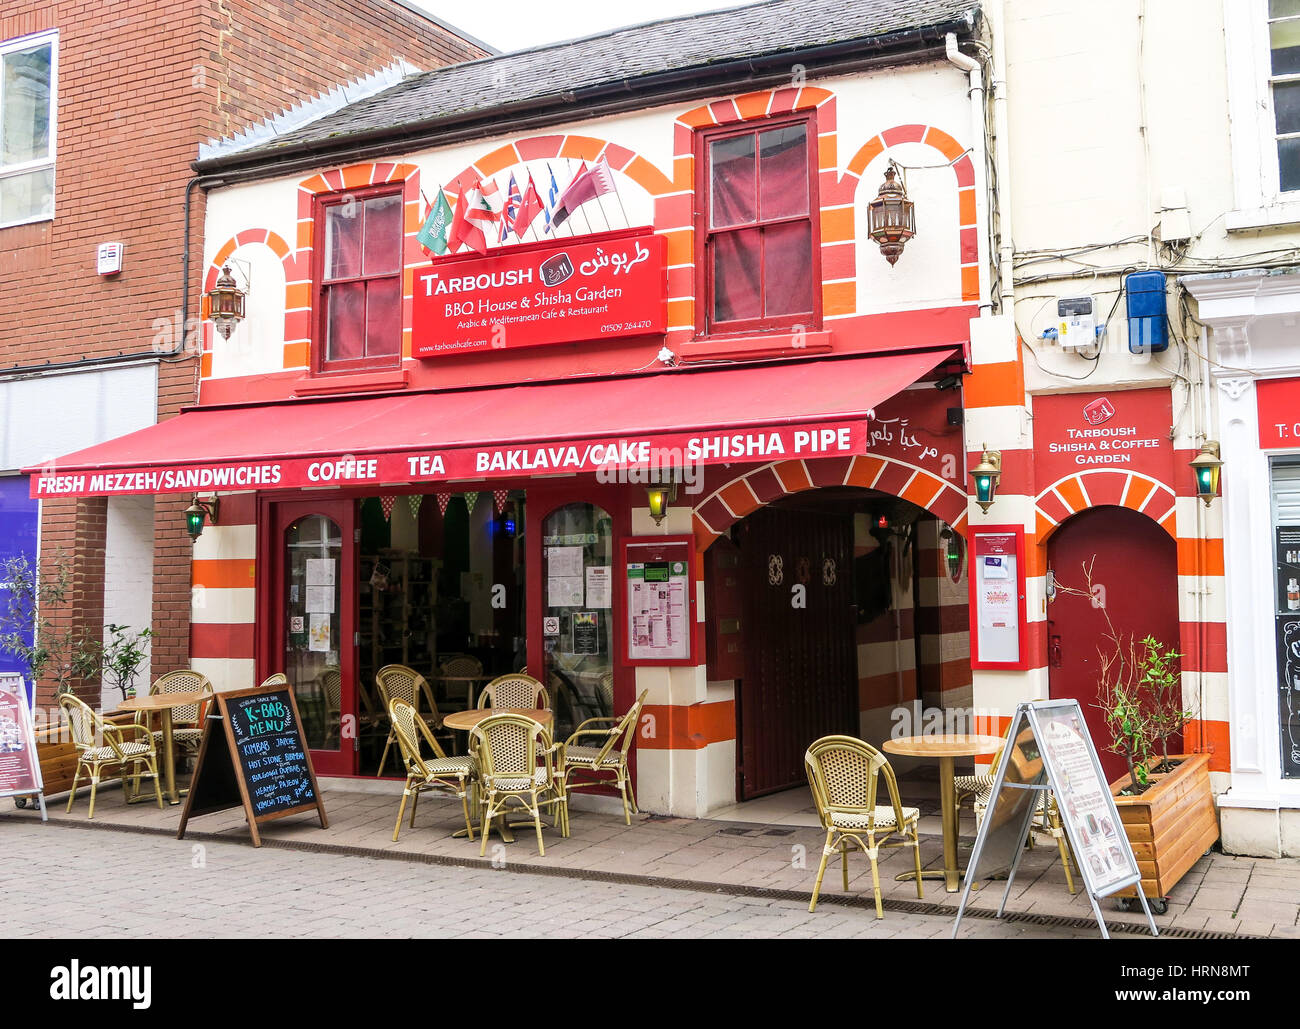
left=1, top=814, right=1249, bottom=940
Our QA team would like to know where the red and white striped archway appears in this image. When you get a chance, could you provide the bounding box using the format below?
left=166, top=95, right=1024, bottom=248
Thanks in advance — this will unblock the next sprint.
left=1034, top=469, right=1177, bottom=542
left=692, top=454, right=968, bottom=552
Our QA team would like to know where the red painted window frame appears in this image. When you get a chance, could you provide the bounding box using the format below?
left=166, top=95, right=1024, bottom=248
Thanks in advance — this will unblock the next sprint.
left=311, top=182, right=404, bottom=375
left=693, top=111, right=822, bottom=338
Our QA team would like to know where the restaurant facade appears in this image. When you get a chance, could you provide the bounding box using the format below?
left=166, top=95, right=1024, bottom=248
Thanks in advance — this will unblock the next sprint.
left=23, top=0, right=1232, bottom=827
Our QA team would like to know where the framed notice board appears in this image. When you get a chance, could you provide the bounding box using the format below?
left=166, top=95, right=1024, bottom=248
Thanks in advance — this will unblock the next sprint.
left=621, top=536, right=697, bottom=666
left=968, top=525, right=1028, bottom=670
left=177, top=683, right=327, bottom=848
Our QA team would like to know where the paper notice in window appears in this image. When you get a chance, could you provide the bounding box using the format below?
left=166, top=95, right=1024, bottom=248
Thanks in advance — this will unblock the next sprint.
left=306, top=559, right=336, bottom=586
left=308, top=614, right=331, bottom=652
left=585, top=566, right=612, bottom=608
left=548, top=546, right=584, bottom=578
left=306, top=586, right=334, bottom=614
left=548, top=576, right=584, bottom=607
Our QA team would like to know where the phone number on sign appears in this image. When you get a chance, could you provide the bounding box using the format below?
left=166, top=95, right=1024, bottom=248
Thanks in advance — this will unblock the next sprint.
left=600, top=319, right=654, bottom=334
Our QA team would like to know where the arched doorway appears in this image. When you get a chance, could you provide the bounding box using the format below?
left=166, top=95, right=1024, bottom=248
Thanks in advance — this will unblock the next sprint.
left=715, top=487, right=971, bottom=799
left=1046, top=505, right=1180, bottom=784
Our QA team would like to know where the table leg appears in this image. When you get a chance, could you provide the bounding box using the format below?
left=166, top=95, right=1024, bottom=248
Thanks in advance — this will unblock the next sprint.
left=938, top=755, right=960, bottom=893
left=162, top=711, right=178, bottom=805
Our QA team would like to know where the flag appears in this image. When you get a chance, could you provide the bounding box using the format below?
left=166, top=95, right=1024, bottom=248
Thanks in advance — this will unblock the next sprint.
left=416, top=189, right=453, bottom=256
left=379, top=496, right=395, bottom=521
left=514, top=173, right=544, bottom=237
left=543, top=166, right=561, bottom=232
left=499, top=173, right=522, bottom=243
left=434, top=492, right=451, bottom=515
left=463, top=491, right=480, bottom=514
left=493, top=489, right=510, bottom=515
left=551, top=159, right=615, bottom=230
left=407, top=494, right=423, bottom=518
left=448, top=179, right=499, bottom=255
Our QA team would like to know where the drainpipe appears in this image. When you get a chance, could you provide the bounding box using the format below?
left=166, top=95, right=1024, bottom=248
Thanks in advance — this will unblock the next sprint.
left=945, top=32, right=991, bottom=313
left=986, top=0, right=1015, bottom=310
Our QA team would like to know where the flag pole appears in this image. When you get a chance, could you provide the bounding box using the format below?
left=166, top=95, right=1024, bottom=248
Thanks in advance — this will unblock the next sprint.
left=608, top=169, right=630, bottom=229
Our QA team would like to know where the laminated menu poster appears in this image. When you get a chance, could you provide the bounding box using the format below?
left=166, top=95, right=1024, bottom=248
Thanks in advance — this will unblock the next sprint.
left=1037, top=707, right=1138, bottom=895
left=627, top=562, right=689, bottom=661
left=0, top=672, right=41, bottom=800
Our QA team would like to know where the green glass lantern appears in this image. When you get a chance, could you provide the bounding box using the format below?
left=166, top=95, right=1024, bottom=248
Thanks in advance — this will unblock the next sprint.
left=1190, top=441, right=1223, bottom=507
left=184, top=496, right=219, bottom=541
left=969, top=445, right=1002, bottom=514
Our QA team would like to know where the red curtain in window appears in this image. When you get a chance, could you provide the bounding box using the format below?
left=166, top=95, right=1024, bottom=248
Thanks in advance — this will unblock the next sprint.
left=709, top=124, right=812, bottom=327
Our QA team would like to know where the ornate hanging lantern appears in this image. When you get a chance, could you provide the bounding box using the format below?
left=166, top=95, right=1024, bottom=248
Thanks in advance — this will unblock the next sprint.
left=867, top=161, right=916, bottom=266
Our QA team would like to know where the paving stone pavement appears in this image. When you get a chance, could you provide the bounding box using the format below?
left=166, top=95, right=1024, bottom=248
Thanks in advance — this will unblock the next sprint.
left=5, top=779, right=1297, bottom=937
left=0, top=820, right=1101, bottom=939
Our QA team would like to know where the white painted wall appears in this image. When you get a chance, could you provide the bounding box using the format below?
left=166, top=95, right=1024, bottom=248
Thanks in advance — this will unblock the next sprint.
left=100, top=495, right=155, bottom=710
left=0, top=362, right=157, bottom=472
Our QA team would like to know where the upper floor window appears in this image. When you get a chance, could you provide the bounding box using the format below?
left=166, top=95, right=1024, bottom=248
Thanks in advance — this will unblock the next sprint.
left=696, top=114, right=819, bottom=335
left=0, top=31, right=56, bottom=229
left=314, top=185, right=403, bottom=372
left=1269, top=1, right=1300, bottom=191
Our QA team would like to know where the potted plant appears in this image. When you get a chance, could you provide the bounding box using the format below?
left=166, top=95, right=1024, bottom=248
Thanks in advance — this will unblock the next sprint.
left=1060, top=561, right=1219, bottom=912
left=101, top=623, right=153, bottom=702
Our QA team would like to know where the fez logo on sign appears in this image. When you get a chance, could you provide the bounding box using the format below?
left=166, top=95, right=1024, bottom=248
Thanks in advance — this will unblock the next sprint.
left=539, top=252, right=574, bottom=287
left=1082, top=396, right=1116, bottom=426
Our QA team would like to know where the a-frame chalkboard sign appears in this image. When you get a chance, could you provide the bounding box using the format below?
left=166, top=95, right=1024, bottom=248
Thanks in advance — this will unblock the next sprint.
left=177, top=684, right=327, bottom=847
left=951, top=699, right=1158, bottom=939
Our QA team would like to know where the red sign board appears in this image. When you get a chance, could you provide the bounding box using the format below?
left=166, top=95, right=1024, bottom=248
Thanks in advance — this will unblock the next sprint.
left=1257, top=377, right=1300, bottom=449
left=1034, top=387, right=1174, bottom=488
left=412, top=226, right=666, bottom=357
left=0, top=674, right=41, bottom=799
left=29, top=420, right=868, bottom=498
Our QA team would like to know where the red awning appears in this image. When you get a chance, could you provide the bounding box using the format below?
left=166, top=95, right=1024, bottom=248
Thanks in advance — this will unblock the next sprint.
left=26, top=350, right=955, bottom=498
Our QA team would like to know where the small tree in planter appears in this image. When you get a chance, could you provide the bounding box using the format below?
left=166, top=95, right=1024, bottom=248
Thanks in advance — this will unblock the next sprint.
left=0, top=552, right=101, bottom=700
left=1139, top=634, right=1191, bottom=774
left=101, top=623, right=153, bottom=702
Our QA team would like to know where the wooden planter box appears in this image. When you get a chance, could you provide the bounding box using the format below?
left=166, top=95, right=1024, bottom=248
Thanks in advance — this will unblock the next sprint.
left=1110, top=752, right=1218, bottom=900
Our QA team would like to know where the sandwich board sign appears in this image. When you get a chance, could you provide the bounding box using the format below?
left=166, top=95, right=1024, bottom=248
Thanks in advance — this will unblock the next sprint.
left=951, top=699, right=1158, bottom=938
left=177, top=683, right=327, bottom=847
left=0, top=672, right=45, bottom=821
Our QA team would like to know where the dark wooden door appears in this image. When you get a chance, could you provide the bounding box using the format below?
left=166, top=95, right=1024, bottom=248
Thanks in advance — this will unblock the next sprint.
left=737, top=505, right=857, bottom=798
left=1047, top=506, right=1180, bottom=783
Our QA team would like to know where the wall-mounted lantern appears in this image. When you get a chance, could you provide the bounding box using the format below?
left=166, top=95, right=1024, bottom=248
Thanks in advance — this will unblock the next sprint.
left=646, top=482, right=678, bottom=525
left=206, top=264, right=247, bottom=340
left=185, top=496, right=219, bottom=541
left=969, top=444, right=1002, bottom=513
left=867, top=161, right=916, bottom=266
left=1190, top=440, right=1223, bottom=507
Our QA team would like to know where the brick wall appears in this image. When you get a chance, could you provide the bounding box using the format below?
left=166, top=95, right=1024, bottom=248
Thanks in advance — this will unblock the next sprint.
left=208, top=0, right=486, bottom=143
left=2, top=0, right=484, bottom=699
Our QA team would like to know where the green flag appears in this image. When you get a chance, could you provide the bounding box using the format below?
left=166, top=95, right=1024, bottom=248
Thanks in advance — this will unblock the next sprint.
left=417, top=189, right=453, bottom=256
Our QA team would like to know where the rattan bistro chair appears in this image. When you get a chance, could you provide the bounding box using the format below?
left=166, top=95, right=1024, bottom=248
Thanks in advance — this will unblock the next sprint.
left=438, top=654, right=483, bottom=707
left=477, top=673, right=548, bottom=710
left=805, top=735, right=924, bottom=918
left=260, top=672, right=289, bottom=687
left=560, top=689, right=647, bottom=826
left=376, top=664, right=453, bottom=775
left=144, top=669, right=213, bottom=760
left=61, top=694, right=164, bottom=818
left=469, top=713, right=566, bottom=856
left=389, top=698, right=477, bottom=842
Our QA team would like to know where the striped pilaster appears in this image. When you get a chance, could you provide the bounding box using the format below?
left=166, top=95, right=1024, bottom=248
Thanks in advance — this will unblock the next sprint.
left=189, top=495, right=257, bottom=692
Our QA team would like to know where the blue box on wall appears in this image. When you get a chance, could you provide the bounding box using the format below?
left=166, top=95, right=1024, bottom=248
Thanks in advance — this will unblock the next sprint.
left=1126, top=270, right=1169, bottom=354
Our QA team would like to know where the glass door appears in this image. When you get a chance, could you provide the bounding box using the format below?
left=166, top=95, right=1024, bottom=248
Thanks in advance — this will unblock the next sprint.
left=271, top=500, right=357, bottom=776
left=541, top=502, right=616, bottom=741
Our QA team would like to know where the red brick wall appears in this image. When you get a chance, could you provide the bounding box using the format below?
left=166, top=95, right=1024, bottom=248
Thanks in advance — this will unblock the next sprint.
left=208, top=0, right=486, bottom=142
left=3, top=0, right=484, bottom=693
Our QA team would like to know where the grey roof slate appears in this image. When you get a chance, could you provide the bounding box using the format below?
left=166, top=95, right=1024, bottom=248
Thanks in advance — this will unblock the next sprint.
left=200, top=0, right=978, bottom=171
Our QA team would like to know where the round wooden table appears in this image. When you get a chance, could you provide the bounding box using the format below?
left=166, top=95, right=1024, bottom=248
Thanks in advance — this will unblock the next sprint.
left=116, top=690, right=212, bottom=805
left=442, top=708, right=553, bottom=732
left=882, top=734, right=1005, bottom=893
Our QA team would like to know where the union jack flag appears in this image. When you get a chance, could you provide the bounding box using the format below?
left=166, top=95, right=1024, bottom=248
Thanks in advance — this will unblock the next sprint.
left=499, top=173, right=522, bottom=243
